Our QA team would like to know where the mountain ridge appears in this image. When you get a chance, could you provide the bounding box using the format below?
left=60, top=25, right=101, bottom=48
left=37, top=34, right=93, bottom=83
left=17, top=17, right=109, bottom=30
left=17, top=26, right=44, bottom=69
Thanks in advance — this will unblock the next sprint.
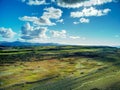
left=0, top=41, right=60, bottom=47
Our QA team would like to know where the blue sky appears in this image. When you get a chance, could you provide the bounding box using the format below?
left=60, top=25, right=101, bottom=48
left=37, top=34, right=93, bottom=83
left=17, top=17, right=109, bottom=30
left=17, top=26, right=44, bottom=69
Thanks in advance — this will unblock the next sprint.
left=0, top=0, right=120, bottom=46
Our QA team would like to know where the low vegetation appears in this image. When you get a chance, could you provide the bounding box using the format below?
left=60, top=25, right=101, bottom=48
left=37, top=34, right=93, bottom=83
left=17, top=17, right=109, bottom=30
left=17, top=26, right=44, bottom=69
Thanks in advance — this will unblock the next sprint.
left=0, top=46, right=120, bottom=90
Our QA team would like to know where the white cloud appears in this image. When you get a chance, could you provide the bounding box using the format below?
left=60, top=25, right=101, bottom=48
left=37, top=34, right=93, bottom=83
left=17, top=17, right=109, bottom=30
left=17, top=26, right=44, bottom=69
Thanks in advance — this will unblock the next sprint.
left=19, top=16, right=38, bottom=22
left=80, top=18, right=90, bottom=23
left=56, top=0, right=113, bottom=8
left=56, top=19, right=64, bottom=23
left=50, top=30, right=81, bottom=40
left=19, top=23, right=87, bottom=44
left=0, top=27, right=16, bottom=38
left=19, top=16, right=55, bottom=26
left=50, top=30, right=67, bottom=38
left=73, top=18, right=89, bottom=24
left=73, top=21, right=79, bottom=24
left=22, top=0, right=113, bottom=7
left=71, top=7, right=111, bottom=18
left=21, top=22, right=48, bottom=40
left=22, top=0, right=47, bottom=5
left=103, top=8, right=111, bottom=14
left=19, top=7, right=62, bottom=26
left=69, top=36, right=80, bottom=39
left=42, top=7, right=62, bottom=19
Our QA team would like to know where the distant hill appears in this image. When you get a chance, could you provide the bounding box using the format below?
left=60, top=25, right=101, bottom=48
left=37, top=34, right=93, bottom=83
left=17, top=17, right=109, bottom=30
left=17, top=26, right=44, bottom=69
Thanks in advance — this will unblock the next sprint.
left=0, top=41, right=60, bottom=47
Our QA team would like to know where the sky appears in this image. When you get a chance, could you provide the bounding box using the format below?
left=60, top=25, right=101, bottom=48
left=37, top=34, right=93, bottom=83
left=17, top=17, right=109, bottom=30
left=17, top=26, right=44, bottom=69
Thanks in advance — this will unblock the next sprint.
left=0, top=0, right=120, bottom=46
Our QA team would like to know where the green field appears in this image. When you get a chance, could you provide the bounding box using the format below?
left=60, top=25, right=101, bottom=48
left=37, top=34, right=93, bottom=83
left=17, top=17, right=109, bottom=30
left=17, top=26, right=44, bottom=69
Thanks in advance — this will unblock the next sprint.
left=0, top=46, right=120, bottom=90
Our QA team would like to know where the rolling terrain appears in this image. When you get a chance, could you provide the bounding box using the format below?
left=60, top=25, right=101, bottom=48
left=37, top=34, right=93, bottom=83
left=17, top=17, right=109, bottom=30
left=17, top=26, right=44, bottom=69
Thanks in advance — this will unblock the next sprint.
left=0, top=46, right=120, bottom=90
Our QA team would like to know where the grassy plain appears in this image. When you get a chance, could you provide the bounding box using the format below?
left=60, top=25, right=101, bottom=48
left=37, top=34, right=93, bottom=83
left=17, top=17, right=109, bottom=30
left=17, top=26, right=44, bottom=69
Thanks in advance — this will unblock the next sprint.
left=0, top=46, right=120, bottom=90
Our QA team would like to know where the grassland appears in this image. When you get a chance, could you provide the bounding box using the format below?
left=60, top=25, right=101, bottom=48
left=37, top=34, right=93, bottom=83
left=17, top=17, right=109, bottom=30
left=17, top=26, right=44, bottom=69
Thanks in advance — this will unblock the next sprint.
left=0, top=46, right=120, bottom=90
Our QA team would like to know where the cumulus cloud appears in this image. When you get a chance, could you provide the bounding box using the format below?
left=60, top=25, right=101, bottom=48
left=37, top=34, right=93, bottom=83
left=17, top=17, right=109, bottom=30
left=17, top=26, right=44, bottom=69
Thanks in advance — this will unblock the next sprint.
left=50, top=30, right=67, bottom=38
left=42, top=7, right=63, bottom=19
left=71, top=7, right=111, bottom=18
left=22, top=0, right=113, bottom=7
left=55, top=0, right=113, bottom=8
left=22, top=0, right=47, bottom=5
left=50, top=30, right=81, bottom=40
left=21, top=22, right=48, bottom=40
left=19, top=23, right=82, bottom=43
left=19, top=7, right=62, bottom=26
left=0, top=27, right=16, bottom=38
left=80, top=18, right=90, bottom=23
left=19, top=16, right=55, bottom=26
